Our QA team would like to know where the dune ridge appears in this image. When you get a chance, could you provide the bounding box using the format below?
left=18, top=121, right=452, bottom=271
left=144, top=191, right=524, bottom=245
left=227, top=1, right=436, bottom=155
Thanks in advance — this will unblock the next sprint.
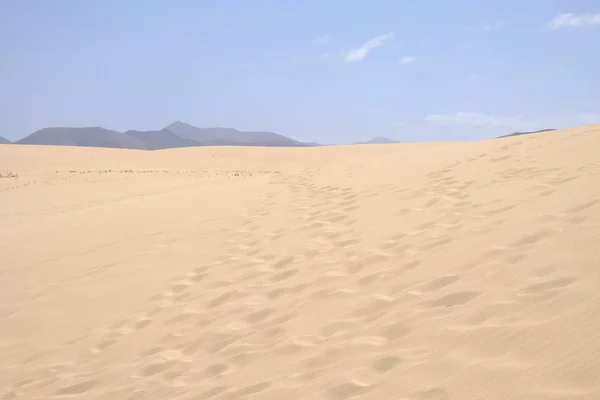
left=1, top=125, right=599, bottom=399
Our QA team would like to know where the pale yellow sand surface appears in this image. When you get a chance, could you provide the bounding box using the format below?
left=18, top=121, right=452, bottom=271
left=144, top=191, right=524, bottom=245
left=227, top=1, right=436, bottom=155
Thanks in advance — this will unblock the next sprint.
left=1, top=125, right=599, bottom=399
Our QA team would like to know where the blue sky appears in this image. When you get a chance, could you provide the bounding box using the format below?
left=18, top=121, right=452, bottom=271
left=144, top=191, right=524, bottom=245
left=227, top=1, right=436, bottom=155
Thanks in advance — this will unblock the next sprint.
left=2, top=1, right=599, bottom=144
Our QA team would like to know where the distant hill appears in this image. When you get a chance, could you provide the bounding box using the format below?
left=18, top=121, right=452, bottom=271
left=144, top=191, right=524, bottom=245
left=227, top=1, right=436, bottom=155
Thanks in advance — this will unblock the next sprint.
left=11, top=123, right=319, bottom=150
left=0, top=136, right=11, bottom=144
left=124, top=129, right=199, bottom=150
left=166, top=121, right=314, bottom=147
left=353, top=136, right=397, bottom=145
left=498, top=129, right=556, bottom=138
left=16, top=127, right=147, bottom=149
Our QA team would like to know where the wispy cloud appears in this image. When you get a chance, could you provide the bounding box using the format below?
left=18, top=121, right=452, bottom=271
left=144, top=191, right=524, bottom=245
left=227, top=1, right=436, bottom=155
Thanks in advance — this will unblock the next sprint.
left=469, top=73, right=485, bottom=81
left=399, top=56, right=415, bottom=65
left=344, top=32, right=394, bottom=63
left=314, top=35, right=330, bottom=44
left=320, top=52, right=330, bottom=59
left=547, top=13, right=600, bottom=29
left=391, top=121, right=406, bottom=127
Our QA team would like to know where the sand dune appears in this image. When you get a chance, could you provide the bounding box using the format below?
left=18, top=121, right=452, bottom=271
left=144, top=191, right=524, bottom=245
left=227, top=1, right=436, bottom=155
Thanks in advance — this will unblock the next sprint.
left=1, top=125, right=599, bottom=399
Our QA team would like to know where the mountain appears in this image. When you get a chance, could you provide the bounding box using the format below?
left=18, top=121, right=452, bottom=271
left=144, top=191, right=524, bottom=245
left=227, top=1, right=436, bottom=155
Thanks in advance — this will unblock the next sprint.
left=498, top=129, right=556, bottom=138
left=124, top=129, right=199, bottom=150
left=353, top=136, right=398, bottom=145
left=0, top=136, right=11, bottom=144
left=11, top=123, right=319, bottom=149
left=16, top=127, right=147, bottom=149
left=166, top=121, right=313, bottom=147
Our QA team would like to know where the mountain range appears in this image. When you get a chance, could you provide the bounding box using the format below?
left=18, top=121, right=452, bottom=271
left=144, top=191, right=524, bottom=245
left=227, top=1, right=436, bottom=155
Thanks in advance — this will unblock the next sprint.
left=4, top=122, right=320, bottom=150
left=0, top=123, right=558, bottom=149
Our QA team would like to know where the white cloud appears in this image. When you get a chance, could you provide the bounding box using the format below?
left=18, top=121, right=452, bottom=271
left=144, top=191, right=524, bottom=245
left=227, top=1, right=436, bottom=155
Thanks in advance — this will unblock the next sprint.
left=391, top=121, right=406, bottom=127
left=314, top=35, right=330, bottom=44
left=344, top=32, right=394, bottom=63
left=399, top=56, right=415, bottom=65
left=547, top=13, right=600, bottom=29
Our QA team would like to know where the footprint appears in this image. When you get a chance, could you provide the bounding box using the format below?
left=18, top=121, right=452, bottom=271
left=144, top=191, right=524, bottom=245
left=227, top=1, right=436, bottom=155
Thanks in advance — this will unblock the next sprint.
left=539, top=189, right=555, bottom=197
left=337, top=239, right=360, bottom=248
left=510, top=231, right=551, bottom=247
left=320, top=321, right=357, bottom=338
left=205, top=336, right=238, bottom=354
left=93, top=338, right=117, bottom=352
left=405, top=260, right=422, bottom=270
left=189, top=272, right=207, bottom=282
left=271, top=269, right=299, bottom=282
left=171, top=282, right=190, bottom=293
left=205, top=363, right=229, bottom=377
left=428, top=291, right=480, bottom=308
left=139, top=347, right=163, bottom=357
left=134, top=318, right=152, bottom=330
left=421, top=275, right=460, bottom=292
left=167, top=312, right=195, bottom=324
left=568, top=216, right=587, bottom=225
left=202, top=386, right=228, bottom=398
left=329, top=215, right=348, bottom=223
left=530, top=264, right=559, bottom=278
left=564, top=199, right=599, bottom=214
left=372, top=355, right=402, bottom=373
left=273, top=257, right=294, bottom=269
left=358, top=273, right=383, bottom=287
left=246, top=308, right=275, bottom=324
left=267, top=288, right=287, bottom=299
left=235, top=382, right=271, bottom=396
left=382, top=321, right=411, bottom=341
left=207, top=292, right=234, bottom=308
left=504, top=254, right=526, bottom=264
left=53, top=380, right=97, bottom=395
left=416, top=387, right=449, bottom=400
left=420, top=237, right=455, bottom=250
left=425, top=198, right=441, bottom=208
left=483, top=205, right=516, bottom=216
left=138, top=360, right=176, bottom=376
left=520, top=277, right=577, bottom=295
left=329, top=381, right=370, bottom=400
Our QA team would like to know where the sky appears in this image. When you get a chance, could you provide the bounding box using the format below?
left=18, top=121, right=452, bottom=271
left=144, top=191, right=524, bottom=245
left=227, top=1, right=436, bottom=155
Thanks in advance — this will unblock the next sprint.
left=2, top=1, right=600, bottom=144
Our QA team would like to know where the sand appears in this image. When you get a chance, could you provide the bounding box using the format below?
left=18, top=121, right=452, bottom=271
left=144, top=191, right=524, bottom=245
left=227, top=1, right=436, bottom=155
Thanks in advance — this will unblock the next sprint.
left=1, top=125, right=599, bottom=399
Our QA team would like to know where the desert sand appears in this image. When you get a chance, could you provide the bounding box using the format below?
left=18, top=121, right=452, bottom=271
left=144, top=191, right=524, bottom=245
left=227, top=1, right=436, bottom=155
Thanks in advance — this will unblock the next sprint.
left=1, top=125, right=599, bottom=399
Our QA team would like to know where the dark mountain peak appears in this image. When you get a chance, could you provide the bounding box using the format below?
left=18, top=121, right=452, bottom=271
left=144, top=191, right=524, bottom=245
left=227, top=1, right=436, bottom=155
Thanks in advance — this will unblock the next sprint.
left=165, top=121, right=195, bottom=131
left=0, top=136, right=12, bottom=144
